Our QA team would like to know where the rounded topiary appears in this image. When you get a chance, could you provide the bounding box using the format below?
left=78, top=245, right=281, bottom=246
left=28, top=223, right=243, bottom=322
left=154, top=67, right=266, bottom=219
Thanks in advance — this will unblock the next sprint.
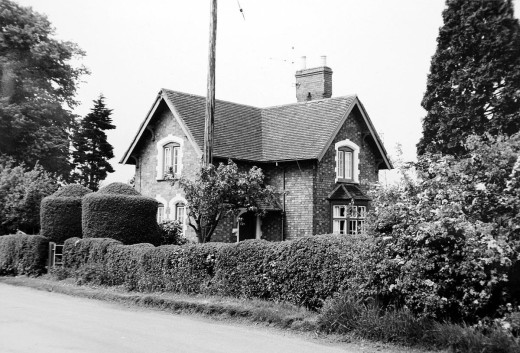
left=97, top=182, right=140, bottom=196
left=40, top=184, right=93, bottom=243
left=82, top=183, right=161, bottom=246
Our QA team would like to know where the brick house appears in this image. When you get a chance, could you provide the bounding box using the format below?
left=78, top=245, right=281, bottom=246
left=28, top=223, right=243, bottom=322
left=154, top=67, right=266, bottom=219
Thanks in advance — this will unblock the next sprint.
left=120, top=60, right=392, bottom=242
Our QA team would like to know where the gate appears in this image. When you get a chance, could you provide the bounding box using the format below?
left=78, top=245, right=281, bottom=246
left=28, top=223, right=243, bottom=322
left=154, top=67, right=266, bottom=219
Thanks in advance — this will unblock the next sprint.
left=48, top=242, right=64, bottom=268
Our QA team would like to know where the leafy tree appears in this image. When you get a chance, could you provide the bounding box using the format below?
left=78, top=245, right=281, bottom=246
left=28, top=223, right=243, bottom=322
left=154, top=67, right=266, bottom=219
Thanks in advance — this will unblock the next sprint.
left=417, top=0, right=520, bottom=156
left=0, top=157, right=58, bottom=234
left=0, top=0, right=88, bottom=178
left=71, top=95, right=115, bottom=191
left=370, top=133, right=520, bottom=322
left=175, top=160, right=277, bottom=243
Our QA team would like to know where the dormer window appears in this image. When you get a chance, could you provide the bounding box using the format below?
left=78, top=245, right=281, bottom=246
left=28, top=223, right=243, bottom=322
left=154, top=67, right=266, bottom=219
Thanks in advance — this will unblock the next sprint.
left=335, top=139, right=360, bottom=183
left=163, top=142, right=179, bottom=176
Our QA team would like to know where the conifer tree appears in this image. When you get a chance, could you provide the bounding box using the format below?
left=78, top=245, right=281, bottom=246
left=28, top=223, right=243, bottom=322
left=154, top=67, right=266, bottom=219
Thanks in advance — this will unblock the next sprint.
left=71, top=95, right=115, bottom=191
left=417, top=0, right=520, bottom=156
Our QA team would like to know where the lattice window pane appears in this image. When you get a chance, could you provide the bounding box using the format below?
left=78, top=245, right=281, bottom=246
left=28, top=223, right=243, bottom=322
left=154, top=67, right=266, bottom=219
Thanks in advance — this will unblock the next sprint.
left=338, top=151, right=344, bottom=178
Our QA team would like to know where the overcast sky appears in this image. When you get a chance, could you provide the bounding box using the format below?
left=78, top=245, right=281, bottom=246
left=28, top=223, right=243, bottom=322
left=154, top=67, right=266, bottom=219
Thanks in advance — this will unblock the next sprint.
left=14, top=0, right=520, bottom=184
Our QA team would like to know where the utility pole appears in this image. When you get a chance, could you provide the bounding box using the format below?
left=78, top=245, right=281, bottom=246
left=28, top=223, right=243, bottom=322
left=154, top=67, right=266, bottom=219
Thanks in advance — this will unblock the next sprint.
left=203, top=0, right=217, bottom=167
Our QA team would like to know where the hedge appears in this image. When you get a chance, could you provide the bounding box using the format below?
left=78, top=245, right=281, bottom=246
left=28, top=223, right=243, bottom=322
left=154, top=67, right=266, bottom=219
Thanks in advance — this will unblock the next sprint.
left=0, top=234, right=49, bottom=276
left=62, top=234, right=388, bottom=309
left=40, top=184, right=92, bottom=243
left=82, top=183, right=161, bottom=245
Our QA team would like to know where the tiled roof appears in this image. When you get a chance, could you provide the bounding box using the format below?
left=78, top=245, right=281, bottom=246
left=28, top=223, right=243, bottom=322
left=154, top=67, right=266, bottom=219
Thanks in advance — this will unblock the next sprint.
left=327, top=184, right=371, bottom=201
left=162, top=89, right=356, bottom=162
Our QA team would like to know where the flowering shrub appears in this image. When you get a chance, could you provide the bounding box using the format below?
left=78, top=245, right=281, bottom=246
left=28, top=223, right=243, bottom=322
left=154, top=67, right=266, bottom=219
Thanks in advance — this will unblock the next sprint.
left=369, top=134, right=520, bottom=321
left=158, top=220, right=187, bottom=245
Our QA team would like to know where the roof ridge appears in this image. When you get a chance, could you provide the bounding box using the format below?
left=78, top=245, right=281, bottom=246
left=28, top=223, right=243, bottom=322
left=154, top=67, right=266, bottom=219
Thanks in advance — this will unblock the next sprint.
left=161, top=88, right=261, bottom=110
left=261, top=94, right=357, bottom=110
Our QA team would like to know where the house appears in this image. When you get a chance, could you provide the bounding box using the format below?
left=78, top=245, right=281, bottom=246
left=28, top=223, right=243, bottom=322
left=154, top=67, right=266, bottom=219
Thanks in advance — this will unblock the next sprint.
left=120, top=58, right=392, bottom=242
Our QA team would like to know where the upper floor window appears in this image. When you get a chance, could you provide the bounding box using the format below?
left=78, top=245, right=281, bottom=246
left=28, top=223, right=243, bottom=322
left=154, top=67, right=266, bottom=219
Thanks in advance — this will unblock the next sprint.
left=332, top=204, right=366, bottom=235
left=163, top=142, right=180, bottom=176
left=337, top=147, right=353, bottom=181
left=156, top=134, right=183, bottom=181
left=335, top=139, right=360, bottom=183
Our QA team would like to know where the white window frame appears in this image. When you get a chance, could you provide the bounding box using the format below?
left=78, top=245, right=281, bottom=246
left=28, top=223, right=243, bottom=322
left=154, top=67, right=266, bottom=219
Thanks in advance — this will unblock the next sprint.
left=155, top=195, right=168, bottom=223
left=332, top=204, right=366, bottom=235
left=335, top=139, right=360, bottom=183
left=169, top=194, right=188, bottom=235
left=156, top=134, right=184, bottom=180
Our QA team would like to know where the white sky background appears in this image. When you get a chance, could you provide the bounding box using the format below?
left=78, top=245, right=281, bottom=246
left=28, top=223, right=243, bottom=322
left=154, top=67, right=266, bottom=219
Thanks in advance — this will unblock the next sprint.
left=14, top=0, right=520, bottom=184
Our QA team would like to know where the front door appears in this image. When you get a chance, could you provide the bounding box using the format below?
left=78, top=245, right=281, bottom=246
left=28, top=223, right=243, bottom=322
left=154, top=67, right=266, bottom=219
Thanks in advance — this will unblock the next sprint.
left=238, top=211, right=256, bottom=241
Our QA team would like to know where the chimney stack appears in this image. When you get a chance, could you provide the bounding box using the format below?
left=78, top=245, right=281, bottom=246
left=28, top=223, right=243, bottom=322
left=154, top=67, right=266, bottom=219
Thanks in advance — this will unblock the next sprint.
left=295, top=56, right=332, bottom=102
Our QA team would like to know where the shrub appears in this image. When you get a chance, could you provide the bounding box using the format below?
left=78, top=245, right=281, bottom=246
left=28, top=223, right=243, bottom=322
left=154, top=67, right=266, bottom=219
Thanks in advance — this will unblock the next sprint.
left=0, top=157, right=58, bottom=235
left=158, top=220, right=187, bottom=245
left=63, top=237, right=121, bottom=272
left=82, top=182, right=161, bottom=245
left=104, top=243, right=154, bottom=289
left=137, top=243, right=226, bottom=293
left=368, top=134, right=520, bottom=322
left=40, top=184, right=92, bottom=243
left=96, top=182, right=140, bottom=195
left=0, top=234, right=49, bottom=276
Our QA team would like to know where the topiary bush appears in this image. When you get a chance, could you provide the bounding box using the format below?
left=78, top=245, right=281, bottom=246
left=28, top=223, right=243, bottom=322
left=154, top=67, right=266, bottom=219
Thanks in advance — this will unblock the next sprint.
left=40, top=184, right=92, bottom=243
left=82, top=182, right=161, bottom=245
left=0, top=234, right=49, bottom=276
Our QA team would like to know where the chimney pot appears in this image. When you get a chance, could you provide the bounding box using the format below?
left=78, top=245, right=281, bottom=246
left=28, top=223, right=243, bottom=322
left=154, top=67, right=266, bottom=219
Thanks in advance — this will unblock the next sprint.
left=301, top=56, right=307, bottom=70
left=321, top=55, right=327, bottom=67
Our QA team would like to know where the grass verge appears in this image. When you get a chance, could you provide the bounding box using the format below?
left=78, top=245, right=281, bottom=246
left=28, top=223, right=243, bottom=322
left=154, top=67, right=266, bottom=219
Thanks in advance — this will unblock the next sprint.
left=0, top=275, right=317, bottom=331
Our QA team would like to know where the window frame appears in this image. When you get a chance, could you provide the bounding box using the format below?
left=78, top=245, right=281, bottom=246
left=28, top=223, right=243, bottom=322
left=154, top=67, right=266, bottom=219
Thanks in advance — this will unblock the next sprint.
left=335, top=139, right=360, bottom=184
left=157, top=204, right=165, bottom=223
left=331, top=202, right=367, bottom=235
left=156, top=134, right=183, bottom=181
left=163, top=142, right=180, bottom=177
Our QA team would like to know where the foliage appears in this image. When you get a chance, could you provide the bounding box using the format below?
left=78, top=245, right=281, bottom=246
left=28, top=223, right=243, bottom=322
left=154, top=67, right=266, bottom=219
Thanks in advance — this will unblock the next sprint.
left=369, top=134, right=520, bottom=322
left=0, top=0, right=88, bottom=178
left=40, top=184, right=92, bottom=243
left=96, top=182, right=139, bottom=195
left=417, top=0, right=520, bottom=156
left=158, top=220, right=188, bottom=245
left=71, top=95, right=115, bottom=191
left=318, top=291, right=519, bottom=352
left=0, top=234, right=49, bottom=276
left=0, top=157, right=58, bottom=234
left=60, top=234, right=389, bottom=310
left=82, top=183, right=161, bottom=245
left=176, top=159, right=277, bottom=243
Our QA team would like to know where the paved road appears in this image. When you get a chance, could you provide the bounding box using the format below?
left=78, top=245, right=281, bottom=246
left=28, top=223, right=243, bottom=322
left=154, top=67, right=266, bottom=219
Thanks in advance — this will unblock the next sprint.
left=0, top=283, right=351, bottom=353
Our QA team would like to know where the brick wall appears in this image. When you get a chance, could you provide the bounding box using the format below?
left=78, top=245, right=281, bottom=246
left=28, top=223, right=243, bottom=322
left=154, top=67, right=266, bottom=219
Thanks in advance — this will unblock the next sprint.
left=313, top=106, right=380, bottom=235
left=295, top=67, right=333, bottom=102
left=263, top=161, right=315, bottom=240
left=133, top=101, right=201, bottom=242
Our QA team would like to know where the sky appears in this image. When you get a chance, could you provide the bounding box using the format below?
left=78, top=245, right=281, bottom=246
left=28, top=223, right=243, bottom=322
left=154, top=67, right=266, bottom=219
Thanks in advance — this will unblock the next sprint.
left=13, top=0, right=520, bottom=184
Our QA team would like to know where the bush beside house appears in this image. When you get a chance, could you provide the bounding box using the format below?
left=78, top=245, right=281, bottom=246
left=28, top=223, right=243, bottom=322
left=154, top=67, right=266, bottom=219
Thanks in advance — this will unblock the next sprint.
left=82, top=182, right=161, bottom=245
left=0, top=234, right=49, bottom=276
left=40, top=184, right=92, bottom=243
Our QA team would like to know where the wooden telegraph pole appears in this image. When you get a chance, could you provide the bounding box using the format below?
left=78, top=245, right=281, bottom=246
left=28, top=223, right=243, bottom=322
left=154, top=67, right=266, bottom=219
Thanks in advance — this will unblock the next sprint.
left=203, top=0, right=217, bottom=167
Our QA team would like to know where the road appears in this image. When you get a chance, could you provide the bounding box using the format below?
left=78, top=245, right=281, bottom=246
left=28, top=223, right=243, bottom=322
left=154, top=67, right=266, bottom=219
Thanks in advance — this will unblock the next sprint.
left=0, top=283, right=351, bottom=353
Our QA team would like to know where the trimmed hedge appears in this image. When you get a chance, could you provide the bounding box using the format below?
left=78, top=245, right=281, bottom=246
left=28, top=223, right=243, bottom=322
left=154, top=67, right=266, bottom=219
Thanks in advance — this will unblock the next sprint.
left=82, top=183, right=161, bottom=245
left=0, top=234, right=49, bottom=276
left=40, top=184, right=92, bottom=243
left=62, top=234, right=388, bottom=309
left=97, top=182, right=140, bottom=195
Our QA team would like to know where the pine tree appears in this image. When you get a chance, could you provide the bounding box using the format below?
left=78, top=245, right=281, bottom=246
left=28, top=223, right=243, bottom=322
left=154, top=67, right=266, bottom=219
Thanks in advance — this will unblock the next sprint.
left=71, top=95, right=115, bottom=191
left=417, top=0, right=520, bottom=156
